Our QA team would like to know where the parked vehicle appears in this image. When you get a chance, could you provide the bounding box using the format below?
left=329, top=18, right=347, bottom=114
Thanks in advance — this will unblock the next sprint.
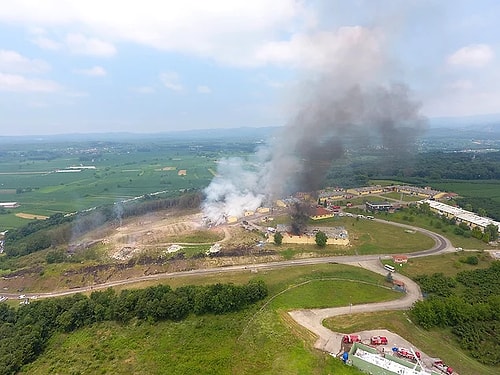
left=384, top=264, right=395, bottom=272
left=342, top=334, right=361, bottom=343
left=395, top=347, right=421, bottom=362
left=433, top=360, right=454, bottom=374
left=370, top=336, right=388, bottom=345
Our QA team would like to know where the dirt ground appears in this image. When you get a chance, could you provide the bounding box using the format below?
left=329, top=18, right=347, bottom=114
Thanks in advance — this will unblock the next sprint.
left=104, top=211, right=205, bottom=259
left=0, top=210, right=279, bottom=293
left=15, top=212, right=49, bottom=220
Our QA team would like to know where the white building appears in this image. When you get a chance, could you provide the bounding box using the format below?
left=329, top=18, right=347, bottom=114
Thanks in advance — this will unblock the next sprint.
left=422, top=199, right=500, bottom=234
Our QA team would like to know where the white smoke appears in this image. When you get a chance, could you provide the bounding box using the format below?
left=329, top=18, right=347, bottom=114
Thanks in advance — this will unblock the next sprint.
left=202, top=25, right=427, bottom=225
left=202, top=157, right=267, bottom=225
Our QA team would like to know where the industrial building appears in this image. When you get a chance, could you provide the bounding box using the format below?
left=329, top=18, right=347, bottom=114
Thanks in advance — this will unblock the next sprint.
left=347, top=342, right=439, bottom=375
left=0, top=202, right=20, bottom=209
left=347, top=185, right=385, bottom=196
left=365, top=201, right=394, bottom=212
left=422, top=199, right=500, bottom=234
left=388, top=185, right=444, bottom=199
left=310, top=206, right=335, bottom=220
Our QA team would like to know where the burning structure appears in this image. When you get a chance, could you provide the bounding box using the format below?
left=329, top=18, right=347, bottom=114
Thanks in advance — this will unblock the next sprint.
left=202, top=26, right=427, bottom=226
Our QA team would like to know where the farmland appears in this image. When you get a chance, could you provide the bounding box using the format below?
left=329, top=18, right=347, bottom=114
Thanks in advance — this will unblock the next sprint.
left=0, top=136, right=259, bottom=230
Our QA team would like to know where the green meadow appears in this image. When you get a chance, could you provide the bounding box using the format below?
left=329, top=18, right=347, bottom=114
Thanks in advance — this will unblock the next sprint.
left=21, top=264, right=394, bottom=375
left=0, top=140, right=223, bottom=229
left=20, top=259, right=496, bottom=374
left=430, top=180, right=500, bottom=202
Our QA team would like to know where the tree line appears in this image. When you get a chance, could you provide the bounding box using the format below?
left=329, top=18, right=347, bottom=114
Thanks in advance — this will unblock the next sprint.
left=0, top=280, right=267, bottom=375
left=3, top=192, right=202, bottom=257
left=411, top=262, right=500, bottom=366
left=323, top=150, right=500, bottom=188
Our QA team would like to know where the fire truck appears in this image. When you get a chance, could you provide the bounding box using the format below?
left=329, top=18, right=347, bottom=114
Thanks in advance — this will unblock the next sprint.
left=433, top=360, right=454, bottom=374
left=370, top=336, right=388, bottom=345
left=342, top=334, right=361, bottom=343
left=395, top=347, right=421, bottom=362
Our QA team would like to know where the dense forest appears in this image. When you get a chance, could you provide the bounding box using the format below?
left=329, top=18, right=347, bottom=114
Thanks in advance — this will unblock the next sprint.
left=0, top=281, right=268, bottom=375
left=411, top=262, right=500, bottom=366
left=325, top=151, right=500, bottom=187
left=324, top=150, right=500, bottom=220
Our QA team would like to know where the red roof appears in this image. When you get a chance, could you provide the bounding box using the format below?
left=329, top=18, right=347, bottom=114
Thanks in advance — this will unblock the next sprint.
left=312, top=207, right=332, bottom=217
left=393, top=255, right=408, bottom=263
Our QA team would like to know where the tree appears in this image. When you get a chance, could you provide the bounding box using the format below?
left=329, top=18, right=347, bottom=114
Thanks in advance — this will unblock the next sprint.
left=485, top=224, right=499, bottom=241
left=315, top=231, right=327, bottom=247
left=482, top=231, right=491, bottom=243
left=472, top=226, right=483, bottom=239
left=273, top=232, right=283, bottom=245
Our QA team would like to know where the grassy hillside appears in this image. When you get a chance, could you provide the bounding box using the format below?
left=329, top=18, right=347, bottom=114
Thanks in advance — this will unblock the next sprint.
left=20, top=264, right=394, bottom=374
left=19, top=258, right=498, bottom=374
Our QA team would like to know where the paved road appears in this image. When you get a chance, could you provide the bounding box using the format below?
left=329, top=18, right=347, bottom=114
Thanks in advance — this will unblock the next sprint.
left=1, top=220, right=454, bottom=301
left=286, top=219, right=454, bottom=358
left=288, top=258, right=423, bottom=356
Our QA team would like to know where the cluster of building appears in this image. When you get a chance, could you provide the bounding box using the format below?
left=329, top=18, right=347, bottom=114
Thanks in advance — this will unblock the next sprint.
left=226, top=207, right=271, bottom=224
left=346, top=185, right=446, bottom=199
left=317, top=185, right=447, bottom=200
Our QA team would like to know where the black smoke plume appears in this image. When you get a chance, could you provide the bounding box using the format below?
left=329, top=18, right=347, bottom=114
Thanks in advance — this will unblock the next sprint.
left=290, top=203, right=311, bottom=235
left=202, top=26, right=427, bottom=224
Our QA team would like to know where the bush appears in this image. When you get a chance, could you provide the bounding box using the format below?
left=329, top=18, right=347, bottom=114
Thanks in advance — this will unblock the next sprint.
left=462, top=256, right=479, bottom=265
left=273, top=232, right=283, bottom=245
left=45, top=250, right=66, bottom=264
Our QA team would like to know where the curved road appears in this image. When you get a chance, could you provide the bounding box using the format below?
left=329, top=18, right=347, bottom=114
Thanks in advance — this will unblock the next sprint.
left=286, top=219, right=454, bottom=357
left=3, top=219, right=454, bottom=301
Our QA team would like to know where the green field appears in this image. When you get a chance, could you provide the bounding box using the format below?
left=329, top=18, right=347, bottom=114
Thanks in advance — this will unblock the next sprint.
left=2, top=140, right=498, bottom=374
left=304, top=216, right=435, bottom=254
left=359, top=208, right=494, bottom=250
left=430, top=180, right=500, bottom=201
left=324, top=252, right=500, bottom=375
left=21, top=264, right=395, bottom=374
left=18, top=259, right=496, bottom=374
left=0, top=139, right=236, bottom=230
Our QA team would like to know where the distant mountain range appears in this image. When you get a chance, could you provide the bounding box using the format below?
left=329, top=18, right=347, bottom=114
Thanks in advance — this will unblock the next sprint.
left=0, top=126, right=280, bottom=144
left=2, top=114, right=500, bottom=144
left=428, top=113, right=500, bottom=129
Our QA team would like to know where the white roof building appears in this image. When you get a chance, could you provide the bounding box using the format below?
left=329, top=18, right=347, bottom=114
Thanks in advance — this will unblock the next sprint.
left=423, top=199, right=500, bottom=233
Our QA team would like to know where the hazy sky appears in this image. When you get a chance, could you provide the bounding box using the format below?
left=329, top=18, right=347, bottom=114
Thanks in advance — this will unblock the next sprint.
left=0, top=0, right=499, bottom=135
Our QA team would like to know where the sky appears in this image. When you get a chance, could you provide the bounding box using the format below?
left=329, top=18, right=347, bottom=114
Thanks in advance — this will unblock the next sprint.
left=0, top=0, right=499, bottom=136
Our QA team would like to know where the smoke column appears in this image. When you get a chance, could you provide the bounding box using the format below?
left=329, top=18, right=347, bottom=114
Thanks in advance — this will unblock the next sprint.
left=202, top=26, right=427, bottom=225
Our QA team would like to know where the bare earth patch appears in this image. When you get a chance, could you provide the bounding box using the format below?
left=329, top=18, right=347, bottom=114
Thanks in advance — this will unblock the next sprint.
left=15, top=212, right=49, bottom=220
